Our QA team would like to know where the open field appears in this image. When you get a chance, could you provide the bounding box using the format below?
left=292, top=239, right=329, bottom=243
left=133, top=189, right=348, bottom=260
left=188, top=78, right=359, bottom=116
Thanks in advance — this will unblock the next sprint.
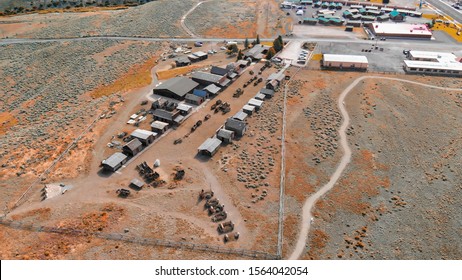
left=281, top=72, right=462, bottom=259
left=184, top=0, right=288, bottom=38
left=0, top=0, right=199, bottom=38
left=0, top=40, right=163, bottom=210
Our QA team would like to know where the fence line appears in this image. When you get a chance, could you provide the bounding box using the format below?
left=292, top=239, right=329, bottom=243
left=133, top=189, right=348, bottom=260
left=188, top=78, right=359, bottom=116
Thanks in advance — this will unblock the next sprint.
left=0, top=218, right=279, bottom=260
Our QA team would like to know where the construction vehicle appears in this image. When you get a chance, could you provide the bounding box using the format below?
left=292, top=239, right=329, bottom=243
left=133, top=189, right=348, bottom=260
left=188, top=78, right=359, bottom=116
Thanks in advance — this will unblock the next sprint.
left=217, top=221, right=234, bottom=234
left=136, top=162, right=160, bottom=182
left=224, top=232, right=240, bottom=243
left=211, top=99, right=222, bottom=110
left=116, top=189, right=131, bottom=198
left=208, top=204, right=224, bottom=215
left=211, top=211, right=227, bottom=222
left=199, top=189, right=214, bottom=200
left=205, top=198, right=220, bottom=208
left=233, top=88, right=244, bottom=98
left=174, top=169, right=185, bottom=180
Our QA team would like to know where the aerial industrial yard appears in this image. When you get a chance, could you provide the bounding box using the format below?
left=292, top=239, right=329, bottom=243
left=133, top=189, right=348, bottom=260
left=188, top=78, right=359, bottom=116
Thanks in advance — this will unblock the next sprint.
left=0, top=0, right=461, bottom=261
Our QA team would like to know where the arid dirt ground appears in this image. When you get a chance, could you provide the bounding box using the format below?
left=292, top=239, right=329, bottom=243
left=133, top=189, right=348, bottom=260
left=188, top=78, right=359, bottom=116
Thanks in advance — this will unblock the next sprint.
left=281, top=71, right=462, bottom=260
left=185, top=0, right=289, bottom=39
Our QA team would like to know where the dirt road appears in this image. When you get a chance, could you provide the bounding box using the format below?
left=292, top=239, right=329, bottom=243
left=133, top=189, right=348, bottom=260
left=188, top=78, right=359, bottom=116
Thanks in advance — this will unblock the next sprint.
left=288, top=75, right=462, bottom=260
left=180, top=0, right=212, bottom=37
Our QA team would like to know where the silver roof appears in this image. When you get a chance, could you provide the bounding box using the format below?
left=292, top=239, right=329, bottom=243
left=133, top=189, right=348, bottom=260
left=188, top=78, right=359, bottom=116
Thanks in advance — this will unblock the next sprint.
left=131, top=129, right=157, bottom=140
left=102, top=152, right=127, bottom=168
left=198, top=137, right=222, bottom=153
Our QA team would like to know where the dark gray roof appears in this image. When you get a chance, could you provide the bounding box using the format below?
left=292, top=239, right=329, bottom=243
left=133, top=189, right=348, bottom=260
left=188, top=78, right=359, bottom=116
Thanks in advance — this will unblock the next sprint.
left=225, top=118, right=246, bottom=132
left=124, top=138, right=142, bottom=151
left=102, top=152, right=127, bottom=169
left=217, top=129, right=234, bottom=139
left=154, top=77, right=199, bottom=98
left=192, top=71, right=223, bottom=84
left=211, top=66, right=229, bottom=76
left=175, top=56, right=190, bottom=64
left=153, top=109, right=175, bottom=121
left=185, top=94, right=203, bottom=102
left=259, top=88, right=274, bottom=96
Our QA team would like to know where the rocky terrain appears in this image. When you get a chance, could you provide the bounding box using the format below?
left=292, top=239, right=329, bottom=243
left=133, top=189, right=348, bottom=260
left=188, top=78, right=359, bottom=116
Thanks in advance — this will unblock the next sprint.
left=0, top=0, right=198, bottom=38
left=302, top=76, right=462, bottom=260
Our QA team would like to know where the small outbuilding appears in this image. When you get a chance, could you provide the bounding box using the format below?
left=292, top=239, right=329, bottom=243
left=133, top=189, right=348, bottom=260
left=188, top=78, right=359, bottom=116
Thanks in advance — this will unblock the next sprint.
left=233, top=110, right=248, bottom=121
left=192, top=51, right=208, bottom=61
left=389, top=10, right=405, bottom=22
left=248, top=98, right=264, bottom=110
left=122, top=138, right=143, bottom=157
left=185, top=94, right=204, bottom=105
left=204, top=84, right=221, bottom=95
left=259, top=88, right=275, bottom=98
left=242, top=104, right=255, bottom=115
left=151, top=121, right=169, bottom=134
left=198, top=137, right=222, bottom=157
left=176, top=103, right=193, bottom=115
left=193, top=89, right=209, bottom=99
left=152, top=109, right=180, bottom=124
left=216, top=129, right=235, bottom=144
left=102, top=152, right=128, bottom=172
left=175, top=56, right=191, bottom=67
left=130, top=178, right=145, bottom=190
left=254, top=93, right=266, bottom=101
left=225, top=118, right=247, bottom=137
left=131, top=129, right=157, bottom=146
left=322, top=54, right=368, bottom=71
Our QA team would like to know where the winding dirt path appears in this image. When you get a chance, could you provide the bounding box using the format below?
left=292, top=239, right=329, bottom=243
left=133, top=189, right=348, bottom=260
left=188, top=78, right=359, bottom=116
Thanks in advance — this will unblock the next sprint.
left=180, top=0, right=212, bottom=37
left=288, top=75, right=462, bottom=260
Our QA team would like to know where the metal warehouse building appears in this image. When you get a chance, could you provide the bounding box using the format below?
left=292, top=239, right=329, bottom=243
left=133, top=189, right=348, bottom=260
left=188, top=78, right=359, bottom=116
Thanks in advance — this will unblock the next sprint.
left=322, top=54, right=368, bottom=70
left=153, top=77, right=199, bottom=100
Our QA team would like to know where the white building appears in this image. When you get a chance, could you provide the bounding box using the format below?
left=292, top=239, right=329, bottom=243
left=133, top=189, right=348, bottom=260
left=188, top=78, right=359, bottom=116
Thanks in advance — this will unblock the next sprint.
left=404, top=51, right=462, bottom=76
left=322, top=54, right=368, bottom=70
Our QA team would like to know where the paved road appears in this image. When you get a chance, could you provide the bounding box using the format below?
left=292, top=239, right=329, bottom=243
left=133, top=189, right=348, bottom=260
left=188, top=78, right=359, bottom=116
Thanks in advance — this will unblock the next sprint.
left=427, top=0, right=462, bottom=23
left=288, top=76, right=462, bottom=260
left=1, top=36, right=460, bottom=50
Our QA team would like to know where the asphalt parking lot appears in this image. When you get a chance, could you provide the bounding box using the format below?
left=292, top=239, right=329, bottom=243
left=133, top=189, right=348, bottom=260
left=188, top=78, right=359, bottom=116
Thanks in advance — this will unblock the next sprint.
left=315, top=41, right=408, bottom=73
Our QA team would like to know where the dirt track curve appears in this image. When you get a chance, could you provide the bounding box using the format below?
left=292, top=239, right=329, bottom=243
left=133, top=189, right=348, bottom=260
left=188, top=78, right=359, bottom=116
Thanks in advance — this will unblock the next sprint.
left=288, top=75, right=462, bottom=260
